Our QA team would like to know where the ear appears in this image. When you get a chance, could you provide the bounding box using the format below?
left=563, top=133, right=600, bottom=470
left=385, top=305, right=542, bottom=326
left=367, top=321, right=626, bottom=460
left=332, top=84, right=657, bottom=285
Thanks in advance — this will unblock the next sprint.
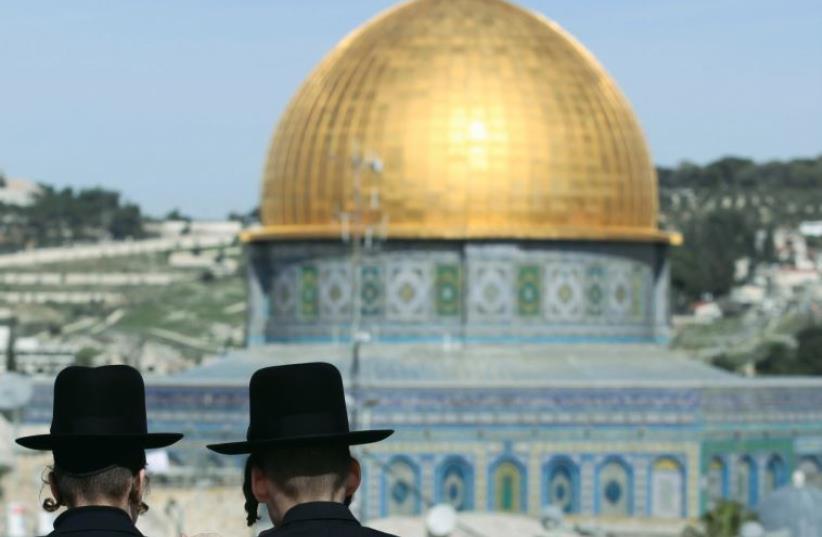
left=250, top=464, right=271, bottom=503
left=47, top=471, right=59, bottom=502
left=136, top=468, right=147, bottom=494
left=344, top=457, right=362, bottom=498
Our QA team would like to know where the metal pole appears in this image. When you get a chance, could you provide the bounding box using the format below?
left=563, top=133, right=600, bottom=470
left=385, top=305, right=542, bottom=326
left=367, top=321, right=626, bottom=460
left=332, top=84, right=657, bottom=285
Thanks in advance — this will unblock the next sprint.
left=346, top=145, right=382, bottom=431
left=350, top=339, right=361, bottom=430
left=349, top=145, right=364, bottom=431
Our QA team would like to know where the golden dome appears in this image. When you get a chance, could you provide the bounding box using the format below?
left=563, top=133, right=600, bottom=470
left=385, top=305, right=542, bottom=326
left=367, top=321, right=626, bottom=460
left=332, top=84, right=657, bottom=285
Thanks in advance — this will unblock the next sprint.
left=250, top=0, right=674, bottom=243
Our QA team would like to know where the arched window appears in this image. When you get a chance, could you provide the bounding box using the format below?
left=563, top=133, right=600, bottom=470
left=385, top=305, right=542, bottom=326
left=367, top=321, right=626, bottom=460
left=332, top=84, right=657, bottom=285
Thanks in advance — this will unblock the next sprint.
left=764, top=455, right=787, bottom=495
left=735, top=455, right=758, bottom=508
left=707, top=456, right=728, bottom=507
left=436, top=456, right=474, bottom=511
left=543, top=456, right=580, bottom=514
left=650, top=457, right=685, bottom=518
left=490, top=458, right=526, bottom=513
left=384, top=456, right=421, bottom=516
left=596, top=457, right=633, bottom=516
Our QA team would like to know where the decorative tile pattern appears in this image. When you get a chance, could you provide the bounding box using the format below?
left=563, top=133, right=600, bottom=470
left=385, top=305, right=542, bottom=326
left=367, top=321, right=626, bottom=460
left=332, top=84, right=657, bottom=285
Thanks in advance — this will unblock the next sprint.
left=299, top=265, right=319, bottom=321
left=385, top=457, right=421, bottom=516
left=439, top=460, right=473, bottom=511
left=319, top=263, right=352, bottom=320
left=517, top=265, right=541, bottom=317
left=584, top=263, right=607, bottom=318
left=386, top=262, right=430, bottom=321
left=597, top=459, right=631, bottom=516
left=262, top=244, right=657, bottom=341
left=650, top=458, right=684, bottom=518
left=544, top=261, right=585, bottom=321
left=492, top=460, right=526, bottom=513
left=271, top=266, right=298, bottom=319
left=435, top=264, right=462, bottom=317
left=630, top=265, right=646, bottom=320
left=706, top=457, right=725, bottom=508
left=548, top=466, right=575, bottom=513
left=764, top=455, right=788, bottom=495
left=361, top=265, right=384, bottom=317
left=608, top=265, right=632, bottom=318
left=468, top=262, right=513, bottom=320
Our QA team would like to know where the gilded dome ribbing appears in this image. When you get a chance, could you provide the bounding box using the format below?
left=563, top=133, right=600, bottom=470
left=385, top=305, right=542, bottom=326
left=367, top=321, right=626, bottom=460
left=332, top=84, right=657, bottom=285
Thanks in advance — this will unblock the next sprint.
left=250, top=0, right=672, bottom=242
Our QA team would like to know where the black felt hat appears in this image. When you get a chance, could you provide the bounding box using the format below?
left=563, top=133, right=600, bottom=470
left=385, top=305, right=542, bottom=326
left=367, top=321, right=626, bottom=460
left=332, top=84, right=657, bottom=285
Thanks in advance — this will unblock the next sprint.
left=15, top=365, right=183, bottom=454
left=207, top=362, right=393, bottom=455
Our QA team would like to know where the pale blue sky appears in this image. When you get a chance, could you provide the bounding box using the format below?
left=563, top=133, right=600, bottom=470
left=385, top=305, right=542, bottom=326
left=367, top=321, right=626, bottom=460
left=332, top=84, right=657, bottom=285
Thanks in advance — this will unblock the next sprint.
left=1, top=0, right=820, bottom=218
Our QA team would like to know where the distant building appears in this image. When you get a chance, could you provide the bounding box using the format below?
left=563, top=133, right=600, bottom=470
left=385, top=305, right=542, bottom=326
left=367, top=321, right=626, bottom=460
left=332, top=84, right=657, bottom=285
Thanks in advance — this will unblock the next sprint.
left=0, top=330, right=75, bottom=376
left=144, top=219, right=241, bottom=238
left=0, top=178, right=41, bottom=207
left=693, top=301, right=723, bottom=322
left=771, top=268, right=819, bottom=294
left=730, top=284, right=766, bottom=306
left=734, top=257, right=752, bottom=281
left=800, top=221, right=822, bottom=238
left=773, top=227, right=815, bottom=270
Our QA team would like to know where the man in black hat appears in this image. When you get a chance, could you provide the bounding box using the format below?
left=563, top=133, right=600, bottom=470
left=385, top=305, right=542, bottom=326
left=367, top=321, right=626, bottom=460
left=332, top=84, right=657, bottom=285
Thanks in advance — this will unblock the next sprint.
left=207, top=362, right=399, bottom=537
left=16, top=365, right=183, bottom=537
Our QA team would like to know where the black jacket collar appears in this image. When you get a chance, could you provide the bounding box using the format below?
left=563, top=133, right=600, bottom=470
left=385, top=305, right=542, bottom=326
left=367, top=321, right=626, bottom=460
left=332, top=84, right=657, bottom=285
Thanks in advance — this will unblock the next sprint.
left=53, top=506, right=141, bottom=535
left=280, top=502, right=359, bottom=527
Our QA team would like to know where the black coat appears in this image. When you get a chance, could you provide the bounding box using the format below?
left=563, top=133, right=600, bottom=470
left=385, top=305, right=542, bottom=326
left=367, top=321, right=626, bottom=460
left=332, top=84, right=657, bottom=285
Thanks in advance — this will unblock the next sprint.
left=259, top=502, right=399, bottom=537
left=44, top=506, right=143, bottom=537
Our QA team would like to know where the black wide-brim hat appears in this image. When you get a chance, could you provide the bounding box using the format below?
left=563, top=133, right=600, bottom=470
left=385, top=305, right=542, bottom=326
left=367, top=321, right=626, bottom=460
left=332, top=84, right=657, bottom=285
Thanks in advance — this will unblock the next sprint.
left=16, top=365, right=183, bottom=452
left=207, top=362, right=393, bottom=455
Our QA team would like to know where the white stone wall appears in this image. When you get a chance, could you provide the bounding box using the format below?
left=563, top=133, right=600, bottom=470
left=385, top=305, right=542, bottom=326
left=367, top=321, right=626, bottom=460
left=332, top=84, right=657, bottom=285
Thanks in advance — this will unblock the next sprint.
left=0, top=272, right=185, bottom=286
left=0, top=235, right=234, bottom=268
left=0, top=291, right=124, bottom=305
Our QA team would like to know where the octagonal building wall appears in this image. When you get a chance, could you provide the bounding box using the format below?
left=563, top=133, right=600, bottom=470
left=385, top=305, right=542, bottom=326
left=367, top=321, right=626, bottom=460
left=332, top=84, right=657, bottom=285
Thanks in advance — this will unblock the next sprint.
left=246, top=240, right=671, bottom=345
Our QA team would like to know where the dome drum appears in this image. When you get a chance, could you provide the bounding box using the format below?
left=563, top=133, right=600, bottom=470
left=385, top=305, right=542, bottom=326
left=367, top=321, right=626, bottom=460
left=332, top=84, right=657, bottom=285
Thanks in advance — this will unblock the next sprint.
left=245, top=239, right=671, bottom=344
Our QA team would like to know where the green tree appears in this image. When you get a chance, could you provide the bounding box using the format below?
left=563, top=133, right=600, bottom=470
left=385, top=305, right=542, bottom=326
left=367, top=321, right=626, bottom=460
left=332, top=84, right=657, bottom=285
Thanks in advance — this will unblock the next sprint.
left=682, top=500, right=756, bottom=537
left=165, top=208, right=191, bottom=221
left=671, top=210, right=756, bottom=304
left=752, top=341, right=799, bottom=375
left=109, top=203, right=143, bottom=239
left=795, top=326, right=822, bottom=374
left=659, top=154, right=822, bottom=190
left=725, top=326, right=822, bottom=377
left=5, top=185, right=145, bottom=248
left=75, top=347, right=100, bottom=367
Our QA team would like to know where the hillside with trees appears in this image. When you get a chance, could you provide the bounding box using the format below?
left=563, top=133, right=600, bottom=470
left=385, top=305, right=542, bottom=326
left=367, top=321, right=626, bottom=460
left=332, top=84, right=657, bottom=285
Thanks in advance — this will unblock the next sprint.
left=659, top=155, right=822, bottom=307
left=661, top=156, right=822, bottom=377
left=0, top=183, right=145, bottom=253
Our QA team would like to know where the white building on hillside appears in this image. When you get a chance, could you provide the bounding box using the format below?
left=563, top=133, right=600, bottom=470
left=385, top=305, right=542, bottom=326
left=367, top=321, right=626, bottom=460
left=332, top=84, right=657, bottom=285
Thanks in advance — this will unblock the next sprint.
left=144, top=220, right=242, bottom=238
left=0, top=178, right=42, bottom=207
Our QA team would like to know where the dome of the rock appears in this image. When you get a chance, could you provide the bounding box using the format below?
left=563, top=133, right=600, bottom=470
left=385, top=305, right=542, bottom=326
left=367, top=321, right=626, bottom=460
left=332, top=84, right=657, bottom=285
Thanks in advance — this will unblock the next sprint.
left=251, top=0, right=672, bottom=242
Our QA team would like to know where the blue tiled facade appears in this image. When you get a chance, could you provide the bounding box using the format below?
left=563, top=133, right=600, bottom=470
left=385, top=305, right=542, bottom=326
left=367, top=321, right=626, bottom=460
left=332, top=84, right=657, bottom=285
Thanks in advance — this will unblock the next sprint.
left=23, top=365, right=822, bottom=521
